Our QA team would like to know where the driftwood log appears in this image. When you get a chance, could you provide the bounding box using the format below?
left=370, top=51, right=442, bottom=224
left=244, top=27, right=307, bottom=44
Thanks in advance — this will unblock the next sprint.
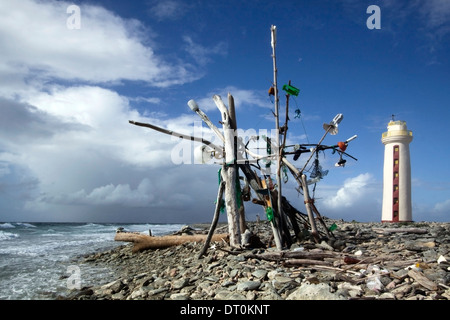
left=115, top=232, right=229, bottom=253
left=373, top=227, right=428, bottom=234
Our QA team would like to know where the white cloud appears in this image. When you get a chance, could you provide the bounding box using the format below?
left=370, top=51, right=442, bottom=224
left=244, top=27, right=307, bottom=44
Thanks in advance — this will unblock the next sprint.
left=323, top=173, right=375, bottom=209
left=183, top=36, right=228, bottom=66
left=422, top=0, right=450, bottom=31
left=44, top=178, right=156, bottom=207
left=0, top=84, right=218, bottom=218
left=0, top=0, right=196, bottom=93
left=0, top=0, right=227, bottom=222
left=433, top=198, right=450, bottom=213
left=195, top=86, right=272, bottom=112
left=148, top=0, right=189, bottom=21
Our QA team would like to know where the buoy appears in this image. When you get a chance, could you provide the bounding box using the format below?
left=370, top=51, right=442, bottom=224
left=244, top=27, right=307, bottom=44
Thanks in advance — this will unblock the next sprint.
left=337, top=141, right=347, bottom=151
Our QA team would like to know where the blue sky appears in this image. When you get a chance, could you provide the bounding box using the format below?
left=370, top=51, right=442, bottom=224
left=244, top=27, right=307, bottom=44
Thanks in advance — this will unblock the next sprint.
left=0, top=0, right=449, bottom=223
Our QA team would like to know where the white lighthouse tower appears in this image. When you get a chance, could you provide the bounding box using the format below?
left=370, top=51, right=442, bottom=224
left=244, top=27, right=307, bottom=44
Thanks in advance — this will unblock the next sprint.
left=381, top=118, right=413, bottom=222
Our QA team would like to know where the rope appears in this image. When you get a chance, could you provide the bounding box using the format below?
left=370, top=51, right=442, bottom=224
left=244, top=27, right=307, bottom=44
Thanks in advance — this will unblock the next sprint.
left=292, top=97, right=310, bottom=144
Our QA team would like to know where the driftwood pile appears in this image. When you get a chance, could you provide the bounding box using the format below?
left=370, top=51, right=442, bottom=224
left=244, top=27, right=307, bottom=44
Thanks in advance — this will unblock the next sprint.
left=242, top=248, right=439, bottom=291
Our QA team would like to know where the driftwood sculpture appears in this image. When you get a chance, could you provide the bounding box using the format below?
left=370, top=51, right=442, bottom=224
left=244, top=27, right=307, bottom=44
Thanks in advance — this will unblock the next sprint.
left=124, top=25, right=358, bottom=253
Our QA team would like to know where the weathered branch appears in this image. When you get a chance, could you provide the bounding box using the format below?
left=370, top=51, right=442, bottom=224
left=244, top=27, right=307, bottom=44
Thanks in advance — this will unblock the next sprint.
left=408, top=269, right=438, bottom=291
left=244, top=250, right=342, bottom=262
left=373, top=227, right=428, bottom=234
left=115, top=232, right=229, bottom=253
left=301, top=174, right=320, bottom=243
left=283, top=259, right=333, bottom=267
left=198, top=180, right=226, bottom=258
left=128, top=120, right=223, bottom=154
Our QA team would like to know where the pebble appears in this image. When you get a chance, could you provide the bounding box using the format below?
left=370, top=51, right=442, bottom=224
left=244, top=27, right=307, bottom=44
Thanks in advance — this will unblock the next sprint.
left=62, top=219, right=450, bottom=300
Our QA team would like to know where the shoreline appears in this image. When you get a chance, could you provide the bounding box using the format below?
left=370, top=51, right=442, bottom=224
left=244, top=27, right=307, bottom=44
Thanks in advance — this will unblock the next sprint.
left=63, top=219, right=450, bottom=301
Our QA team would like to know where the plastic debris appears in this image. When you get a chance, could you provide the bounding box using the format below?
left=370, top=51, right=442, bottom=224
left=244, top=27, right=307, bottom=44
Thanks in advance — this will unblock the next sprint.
left=437, top=255, right=447, bottom=264
left=282, top=84, right=300, bottom=96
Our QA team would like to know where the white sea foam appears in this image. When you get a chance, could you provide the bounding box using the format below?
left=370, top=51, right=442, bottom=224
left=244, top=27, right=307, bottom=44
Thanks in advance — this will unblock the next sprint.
left=0, top=230, right=19, bottom=240
left=15, top=223, right=36, bottom=228
left=0, top=223, right=15, bottom=229
left=0, top=222, right=185, bottom=299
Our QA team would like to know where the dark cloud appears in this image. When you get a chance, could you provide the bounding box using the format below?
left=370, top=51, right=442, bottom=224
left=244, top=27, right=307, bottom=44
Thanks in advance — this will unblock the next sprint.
left=0, top=98, right=88, bottom=145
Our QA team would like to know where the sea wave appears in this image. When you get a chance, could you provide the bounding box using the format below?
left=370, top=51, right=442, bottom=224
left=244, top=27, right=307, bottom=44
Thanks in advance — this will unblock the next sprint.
left=0, top=223, right=15, bottom=229
left=15, top=222, right=36, bottom=228
left=0, top=230, right=20, bottom=240
left=0, top=222, right=37, bottom=229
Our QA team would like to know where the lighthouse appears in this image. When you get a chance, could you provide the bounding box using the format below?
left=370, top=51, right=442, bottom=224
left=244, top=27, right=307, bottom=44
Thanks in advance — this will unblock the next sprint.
left=381, top=119, right=413, bottom=222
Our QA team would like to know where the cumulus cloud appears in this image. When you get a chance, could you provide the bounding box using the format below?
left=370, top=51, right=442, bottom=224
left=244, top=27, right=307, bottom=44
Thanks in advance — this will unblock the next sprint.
left=194, top=86, right=272, bottom=112
left=37, top=178, right=160, bottom=207
left=433, top=199, right=450, bottom=213
left=0, top=83, right=221, bottom=221
left=0, top=0, right=196, bottom=94
left=323, top=173, right=375, bottom=208
left=315, top=173, right=382, bottom=221
left=0, top=0, right=232, bottom=222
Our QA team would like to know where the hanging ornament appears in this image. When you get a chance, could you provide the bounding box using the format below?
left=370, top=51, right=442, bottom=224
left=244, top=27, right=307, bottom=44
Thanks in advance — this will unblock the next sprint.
left=294, top=109, right=301, bottom=119
left=337, top=141, right=347, bottom=151
left=282, top=84, right=300, bottom=96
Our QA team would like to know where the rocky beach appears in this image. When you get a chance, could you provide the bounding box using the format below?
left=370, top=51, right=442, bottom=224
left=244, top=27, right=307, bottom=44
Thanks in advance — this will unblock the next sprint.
left=64, top=219, right=450, bottom=301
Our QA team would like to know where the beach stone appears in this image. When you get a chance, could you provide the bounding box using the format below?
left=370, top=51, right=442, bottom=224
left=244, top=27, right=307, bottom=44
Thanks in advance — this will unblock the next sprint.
left=172, top=278, right=190, bottom=290
left=214, top=289, right=233, bottom=300
left=227, top=292, right=247, bottom=300
left=316, top=241, right=334, bottom=251
left=286, top=282, right=345, bottom=300
left=252, top=269, right=268, bottom=279
left=237, top=280, right=261, bottom=291
left=272, top=276, right=294, bottom=290
left=111, top=292, right=125, bottom=300
left=170, top=293, right=189, bottom=300
left=129, top=287, right=147, bottom=299
left=267, top=270, right=278, bottom=280
left=379, top=292, right=396, bottom=300
left=259, top=290, right=283, bottom=300
left=337, top=282, right=363, bottom=298
left=148, top=287, right=169, bottom=296
left=442, top=289, right=450, bottom=300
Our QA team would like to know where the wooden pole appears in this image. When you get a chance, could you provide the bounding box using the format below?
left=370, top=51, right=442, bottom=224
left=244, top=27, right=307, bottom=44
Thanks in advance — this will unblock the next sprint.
left=281, top=80, right=291, bottom=151
left=198, top=180, right=226, bottom=258
left=187, top=99, right=273, bottom=245
left=228, top=93, right=247, bottom=234
left=271, top=25, right=284, bottom=250
left=301, top=174, right=320, bottom=243
left=187, top=100, right=225, bottom=143
left=213, top=94, right=241, bottom=247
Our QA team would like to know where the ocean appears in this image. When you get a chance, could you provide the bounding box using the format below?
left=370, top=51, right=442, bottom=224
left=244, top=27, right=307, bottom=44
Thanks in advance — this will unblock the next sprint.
left=0, top=222, right=185, bottom=300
